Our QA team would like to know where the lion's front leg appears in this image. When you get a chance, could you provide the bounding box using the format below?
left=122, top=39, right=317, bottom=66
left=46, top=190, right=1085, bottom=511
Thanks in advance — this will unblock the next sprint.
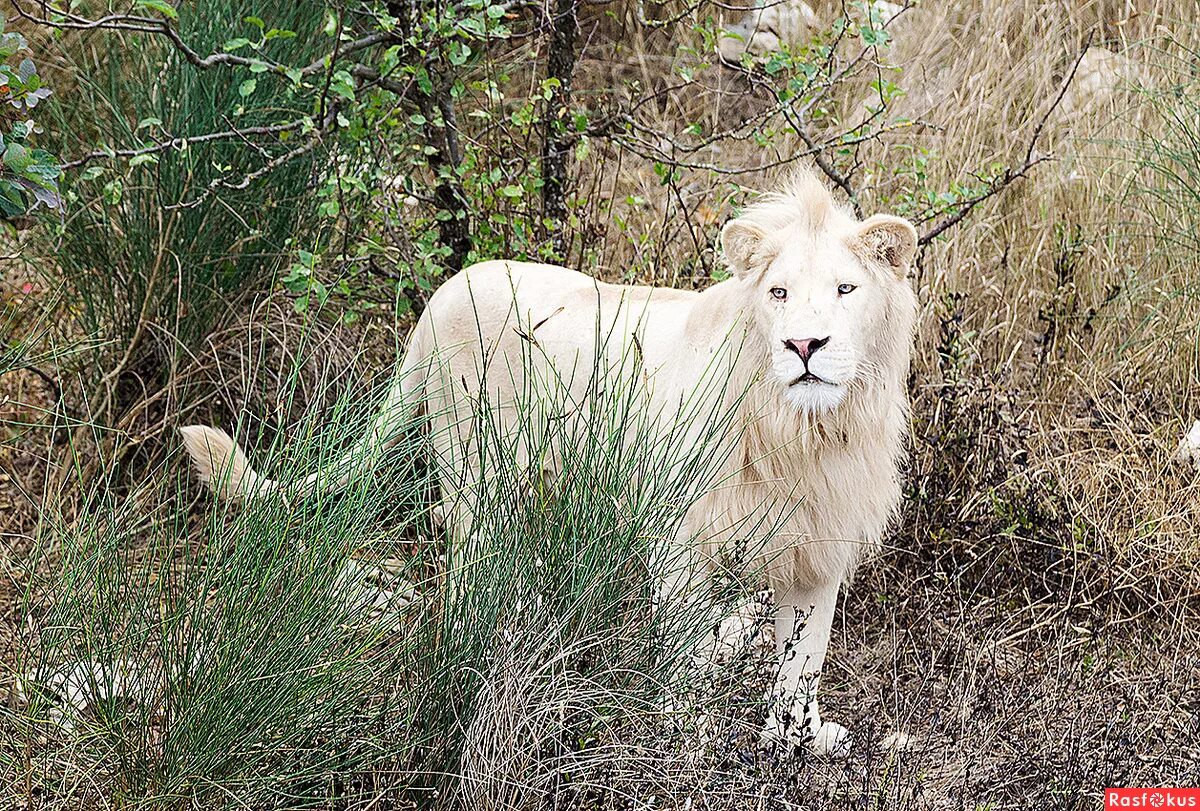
left=762, top=579, right=851, bottom=758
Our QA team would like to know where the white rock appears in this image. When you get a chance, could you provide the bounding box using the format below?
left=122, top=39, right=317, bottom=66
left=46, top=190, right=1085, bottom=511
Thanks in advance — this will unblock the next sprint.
left=718, top=0, right=820, bottom=63
left=20, top=659, right=150, bottom=731
left=1175, top=420, right=1200, bottom=471
left=869, top=0, right=906, bottom=22
left=333, top=557, right=414, bottom=624
left=880, top=730, right=915, bottom=751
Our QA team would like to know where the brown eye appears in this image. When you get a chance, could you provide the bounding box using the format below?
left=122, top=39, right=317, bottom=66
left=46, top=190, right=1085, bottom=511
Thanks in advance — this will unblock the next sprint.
left=837, top=283, right=857, bottom=295
left=769, top=287, right=787, bottom=301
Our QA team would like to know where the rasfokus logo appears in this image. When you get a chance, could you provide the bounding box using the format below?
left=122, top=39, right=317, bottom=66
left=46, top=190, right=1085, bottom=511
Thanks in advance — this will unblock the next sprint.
left=1106, top=789, right=1200, bottom=809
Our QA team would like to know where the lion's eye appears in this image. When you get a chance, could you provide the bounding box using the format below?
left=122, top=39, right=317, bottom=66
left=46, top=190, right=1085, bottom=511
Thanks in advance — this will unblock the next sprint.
left=769, top=287, right=787, bottom=301
left=837, top=283, right=857, bottom=296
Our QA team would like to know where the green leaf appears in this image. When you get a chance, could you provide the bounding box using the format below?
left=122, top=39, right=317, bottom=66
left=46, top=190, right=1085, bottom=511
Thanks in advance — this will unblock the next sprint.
left=283, top=271, right=310, bottom=294
left=499, top=185, right=523, bottom=198
left=0, top=180, right=26, bottom=218
left=457, top=17, right=486, bottom=37
left=329, top=70, right=355, bottom=101
left=244, top=16, right=265, bottom=29
left=239, top=78, right=257, bottom=97
left=129, top=154, right=158, bottom=168
left=135, top=0, right=179, bottom=20
left=0, top=32, right=25, bottom=59
left=224, top=37, right=251, bottom=51
left=859, top=24, right=889, bottom=47
left=3, top=143, right=31, bottom=172
left=102, top=179, right=123, bottom=205
left=444, top=41, right=471, bottom=66
left=415, top=68, right=433, bottom=95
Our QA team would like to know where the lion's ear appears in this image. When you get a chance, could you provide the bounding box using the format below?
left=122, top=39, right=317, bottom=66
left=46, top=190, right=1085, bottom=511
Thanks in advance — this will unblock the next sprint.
left=721, top=219, right=773, bottom=278
left=853, top=215, right=917, bottom=278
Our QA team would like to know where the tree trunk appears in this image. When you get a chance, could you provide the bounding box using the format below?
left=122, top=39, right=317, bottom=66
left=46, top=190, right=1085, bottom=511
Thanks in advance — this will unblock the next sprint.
left=541, top=0, right=578, bottom=258
left=389, top=0, right=472, bottom=273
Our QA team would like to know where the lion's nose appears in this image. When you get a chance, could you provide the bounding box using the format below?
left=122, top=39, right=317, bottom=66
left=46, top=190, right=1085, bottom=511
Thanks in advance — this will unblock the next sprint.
left=784, top=336, right=830, bottom=362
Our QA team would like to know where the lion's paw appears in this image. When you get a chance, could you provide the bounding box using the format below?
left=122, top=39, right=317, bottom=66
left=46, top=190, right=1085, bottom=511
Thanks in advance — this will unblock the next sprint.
left=808, top=721, right=852, bottom=758
left=760, top=711, right=853, bottom=759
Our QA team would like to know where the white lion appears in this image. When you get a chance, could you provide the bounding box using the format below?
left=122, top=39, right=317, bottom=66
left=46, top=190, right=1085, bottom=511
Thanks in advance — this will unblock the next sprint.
left=180, top=171, right=918, bottom=757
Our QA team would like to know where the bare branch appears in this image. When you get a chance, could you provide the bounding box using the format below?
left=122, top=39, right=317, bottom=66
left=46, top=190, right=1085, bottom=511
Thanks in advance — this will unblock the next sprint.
left=793, top=121, right=862, bottom=217
left=163, top=104, right=344, bottom=211
left=917, top=35, right=1094, bottom=247
left=914, top=158, right=1052, bottom=248
left=60, top=119, right=311, bottom=171
left=298, top=31, right=396, bottom=75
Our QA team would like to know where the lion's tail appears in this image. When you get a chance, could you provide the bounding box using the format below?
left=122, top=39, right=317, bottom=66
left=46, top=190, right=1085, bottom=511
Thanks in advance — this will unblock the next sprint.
left=180, top=321, right=432, bottom=502
left=179, top=425, right=275, bottom=500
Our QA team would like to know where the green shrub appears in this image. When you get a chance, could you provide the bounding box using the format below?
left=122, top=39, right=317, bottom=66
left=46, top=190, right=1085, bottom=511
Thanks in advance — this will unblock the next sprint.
left=6, top=338, right=756, bottom=807
left=40, top=1, right=330, bottom=418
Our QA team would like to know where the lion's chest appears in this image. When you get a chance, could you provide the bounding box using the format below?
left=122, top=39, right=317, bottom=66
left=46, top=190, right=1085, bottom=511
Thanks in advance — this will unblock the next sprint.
left=690, top=441, right=901, bottom=589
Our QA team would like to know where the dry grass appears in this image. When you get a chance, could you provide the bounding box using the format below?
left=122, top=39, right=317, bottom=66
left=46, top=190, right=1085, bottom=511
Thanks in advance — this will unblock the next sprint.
left=538, top=0, right=1200, bottom=803
left=572, top=0, right=1200, bottom=565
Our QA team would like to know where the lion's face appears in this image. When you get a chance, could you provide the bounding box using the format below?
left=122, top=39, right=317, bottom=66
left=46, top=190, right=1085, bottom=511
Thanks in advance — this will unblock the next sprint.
left=724, top=209, right=918, bottom=413
left=751, top=238, right=886, bottom=411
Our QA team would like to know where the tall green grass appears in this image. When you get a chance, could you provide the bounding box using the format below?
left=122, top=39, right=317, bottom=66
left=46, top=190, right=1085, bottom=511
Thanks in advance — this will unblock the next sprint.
left=38, top=0, right=331, bottom=427
left=4, top=333, right=767, bottom=808
left=1120, top=28, right=1200, bottom=410
left=1, top=288, right=59, bottom=377
left=1129, top=34, right=1200, bottom=264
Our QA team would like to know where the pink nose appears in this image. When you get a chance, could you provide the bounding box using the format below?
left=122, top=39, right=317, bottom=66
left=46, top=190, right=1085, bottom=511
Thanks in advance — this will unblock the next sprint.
left=784, top=337, right=830, bottom=362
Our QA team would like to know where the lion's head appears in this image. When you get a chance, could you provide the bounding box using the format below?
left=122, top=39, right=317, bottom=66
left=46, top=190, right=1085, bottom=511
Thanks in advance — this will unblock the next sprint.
left=721, top=175, right=919, bottom=413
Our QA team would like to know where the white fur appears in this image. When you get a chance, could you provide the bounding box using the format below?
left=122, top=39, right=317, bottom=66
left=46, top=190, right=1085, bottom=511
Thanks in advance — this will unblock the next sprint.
left=180, top=171, right=919, bottom=755
left=179, top=425, right=267, bottom=500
